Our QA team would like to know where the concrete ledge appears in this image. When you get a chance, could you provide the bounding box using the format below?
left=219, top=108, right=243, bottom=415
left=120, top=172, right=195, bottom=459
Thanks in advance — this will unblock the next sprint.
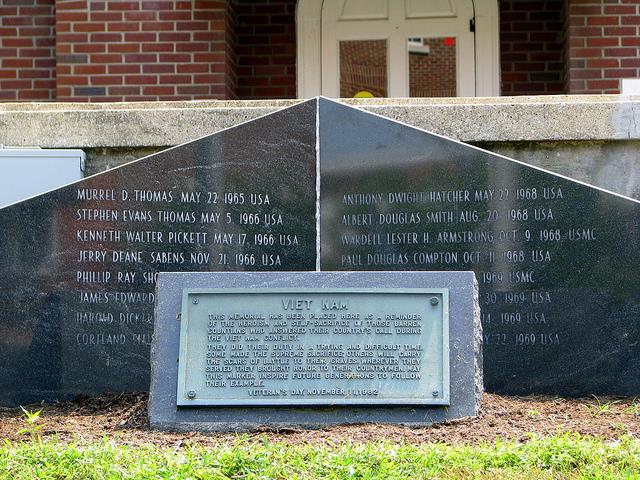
left=0, top=95, right=639, bottom=148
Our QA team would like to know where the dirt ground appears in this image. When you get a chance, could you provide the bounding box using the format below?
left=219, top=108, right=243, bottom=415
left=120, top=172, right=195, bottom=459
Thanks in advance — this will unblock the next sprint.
left=1, top=393, right=639, bottom=446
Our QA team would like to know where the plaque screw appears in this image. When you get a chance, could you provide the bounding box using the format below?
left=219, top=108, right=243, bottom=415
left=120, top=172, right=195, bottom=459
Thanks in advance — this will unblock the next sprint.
left=432, top=390, right=439, bottom=397
left=430, top=297, right=439, bottom=306
left=187, top=390, right=196, bottom=399
left=192, top=299, right=199, bottom=305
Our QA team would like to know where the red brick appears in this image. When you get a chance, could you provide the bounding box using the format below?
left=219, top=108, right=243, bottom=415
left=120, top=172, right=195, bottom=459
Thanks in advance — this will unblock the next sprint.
left=56, top=1, right=88, bottom=11
left=108, top=43, right=140, bottom=53
left=604, top=68, right=638, bottom=78
left=20, top=27, right=52, bottom=36
left=18, top=89, right=51, bottom=99
left=3, top=38, right=33, bottom=47
left=142, top=43, right=174, bottom=52
left=571, top=69, right=602, bottom=79
left=56, top=11, right=87, bottom=22
left=587, top=37, right=619, bottom=47
left=3, top=58, right=32, bottom=68
left=107, top=2, right=139, bottom=11
left=92, top=75, right=124, bottom=85
left=73, top=64, right=106, bottom=75
left=56, top=75, right=88, bottom=85
left=159, top=32, right=191, bottom=41
left=57, top=33, right=88, bottom=43
left=159, top=53, right=191, bottom=62
left=90, top=12, right=122, bottom=21
left=124, top=53, right=157, bottom=62
left=74, top=22, right=105, bottom=32
left=193, top=73, right=223, bottom=83
left=3, top=16, right=33, bottom=26
left=587, top=79, right=619, bottom=89
left=159, top=74, right=192, bottom=83
left=0, top=70, right=17, bottom=79
left=19, top=47, right=50, bottom=57
left=621, top=58, right=640, bottom=67
left=604, top=5, right=637, bottom=14
left=124, top=75, right=158, bottom=85
left=91, top=33, right=122, bottom=42
left=125, top=11, right=157, bottom=21
left=142, top=86, right=175, bottom=95
left=109, top=86, right=141, bottom=95
left=142, top=1, right=175, bottom=9
left=141, top=21, right=175, bottom=31
left=159, top=11, right=191, bottom=20
left=91, top=54, right=122, bottom=63
left=177, top=85, right=210, bottom=94
left=176, top=21, right=208, bottom=31
left=109, top=64, right=141, bottom=74
left=587, top=58, right=620, bottom=68
left=603, top=26, right=636, bottom=35
left=175, top=42, right=209, bottom=52
left=177, top=63, right=208, bottom=73
left=143, top=64, right=175, bottom=73
left=604, top=47, right=638, bottom=56
left=587, top=16, right=619, bottom=26
left=74, top=43, right=106, bottom=53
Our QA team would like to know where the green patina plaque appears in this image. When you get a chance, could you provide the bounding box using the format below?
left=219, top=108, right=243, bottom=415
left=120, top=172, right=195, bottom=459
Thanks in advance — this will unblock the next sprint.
left=177, top=288, right=449, bottom=406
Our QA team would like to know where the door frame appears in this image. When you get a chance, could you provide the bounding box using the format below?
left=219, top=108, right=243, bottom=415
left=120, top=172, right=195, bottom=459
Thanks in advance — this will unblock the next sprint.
left=296, top=0, right=500, bottom=98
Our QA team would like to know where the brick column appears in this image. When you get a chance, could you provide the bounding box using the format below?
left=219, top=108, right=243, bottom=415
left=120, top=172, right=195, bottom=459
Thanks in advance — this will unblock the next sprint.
left=499, top=0, right=565, bottom=95
left=55, top=0, right=236, bottom=101
left=565, top=0, right=640, bottom=94
left=0, top=0, right=56, bottom=102
left=235, top=0, right=296, bottom=99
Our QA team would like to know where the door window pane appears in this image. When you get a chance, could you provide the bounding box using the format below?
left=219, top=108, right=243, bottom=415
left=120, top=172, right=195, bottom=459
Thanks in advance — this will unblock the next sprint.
left=339, top=40, right=388, bottom=98
left=408, top=37, right=457, bottom=97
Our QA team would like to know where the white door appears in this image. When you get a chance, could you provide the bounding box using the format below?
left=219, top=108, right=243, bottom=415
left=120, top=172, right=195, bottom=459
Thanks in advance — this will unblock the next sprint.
left=320, top=0, right=476, bottom=98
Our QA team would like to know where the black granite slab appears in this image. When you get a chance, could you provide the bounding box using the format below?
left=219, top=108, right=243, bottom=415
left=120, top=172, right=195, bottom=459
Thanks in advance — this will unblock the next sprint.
left=0, top=100, right=317, bottom=406
left=3, top=96, right=640, bottom=405
left=319, top=98, right=640, bottom=396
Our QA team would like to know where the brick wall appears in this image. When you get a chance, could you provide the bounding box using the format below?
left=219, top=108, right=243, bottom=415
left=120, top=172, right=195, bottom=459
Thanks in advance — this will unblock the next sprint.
left=55, top=0, right=233, bottom=102
left=500, top=0, right=565, bottom=95
left=235, top=0, right=296, bottom=99
left=0, top=0, right=56, bottom=102
left=565, top=0, right=640, bottom=94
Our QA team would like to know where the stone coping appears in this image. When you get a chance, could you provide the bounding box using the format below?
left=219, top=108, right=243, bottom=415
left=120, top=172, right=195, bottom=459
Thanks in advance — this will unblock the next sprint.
left=0, top=95, right=638, bottom=147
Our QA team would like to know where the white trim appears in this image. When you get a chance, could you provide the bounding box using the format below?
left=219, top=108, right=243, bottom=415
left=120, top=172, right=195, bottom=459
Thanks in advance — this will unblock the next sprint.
left=296, top=0, right=323, bottom=98
left=296, top=0, right=500, bottom=98
left=474, top=0, right=500, bottom=96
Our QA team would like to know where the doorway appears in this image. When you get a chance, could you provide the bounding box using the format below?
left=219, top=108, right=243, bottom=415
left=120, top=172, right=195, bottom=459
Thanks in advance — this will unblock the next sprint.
left=297, top=0, right=499, bottom=98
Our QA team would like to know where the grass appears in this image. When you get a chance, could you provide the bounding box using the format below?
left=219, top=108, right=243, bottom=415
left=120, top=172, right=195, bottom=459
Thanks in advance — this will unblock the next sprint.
left=1, top=434, right=640, bottom=479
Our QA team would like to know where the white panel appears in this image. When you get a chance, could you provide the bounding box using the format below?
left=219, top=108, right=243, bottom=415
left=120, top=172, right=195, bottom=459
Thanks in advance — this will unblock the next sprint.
left=405, top=0, right=456, bottom=19
left=0, top=148, right=85, bottom=208
left=340, top=0, right=388, bottom=20
left=622, top=79, right=640, bottom=94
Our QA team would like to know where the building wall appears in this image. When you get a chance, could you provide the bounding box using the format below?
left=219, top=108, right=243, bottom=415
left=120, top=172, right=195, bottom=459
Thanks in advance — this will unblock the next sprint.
left=565, top=0, right=640, bottom=94
left=1, top=1, right=640, bottom=101
left=55, top=0, right=233, bottom=102
left=499, top=0, right=565, bottom=95
left=235, top=0, right=297, bottom=99
left=0, top=0, right=56, bottom=102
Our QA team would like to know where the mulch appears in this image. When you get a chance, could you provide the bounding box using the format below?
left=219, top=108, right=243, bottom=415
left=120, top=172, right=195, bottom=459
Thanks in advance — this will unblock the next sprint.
left=1, top=392, right=638, bottom=447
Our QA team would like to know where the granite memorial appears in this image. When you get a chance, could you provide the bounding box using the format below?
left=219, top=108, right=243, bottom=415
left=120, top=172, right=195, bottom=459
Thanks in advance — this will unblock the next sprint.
left=0, top=101, right=316, bottom=406
left=1, top=97, right=639, bottom=406
left=149, top=271, right=481, bottom=430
